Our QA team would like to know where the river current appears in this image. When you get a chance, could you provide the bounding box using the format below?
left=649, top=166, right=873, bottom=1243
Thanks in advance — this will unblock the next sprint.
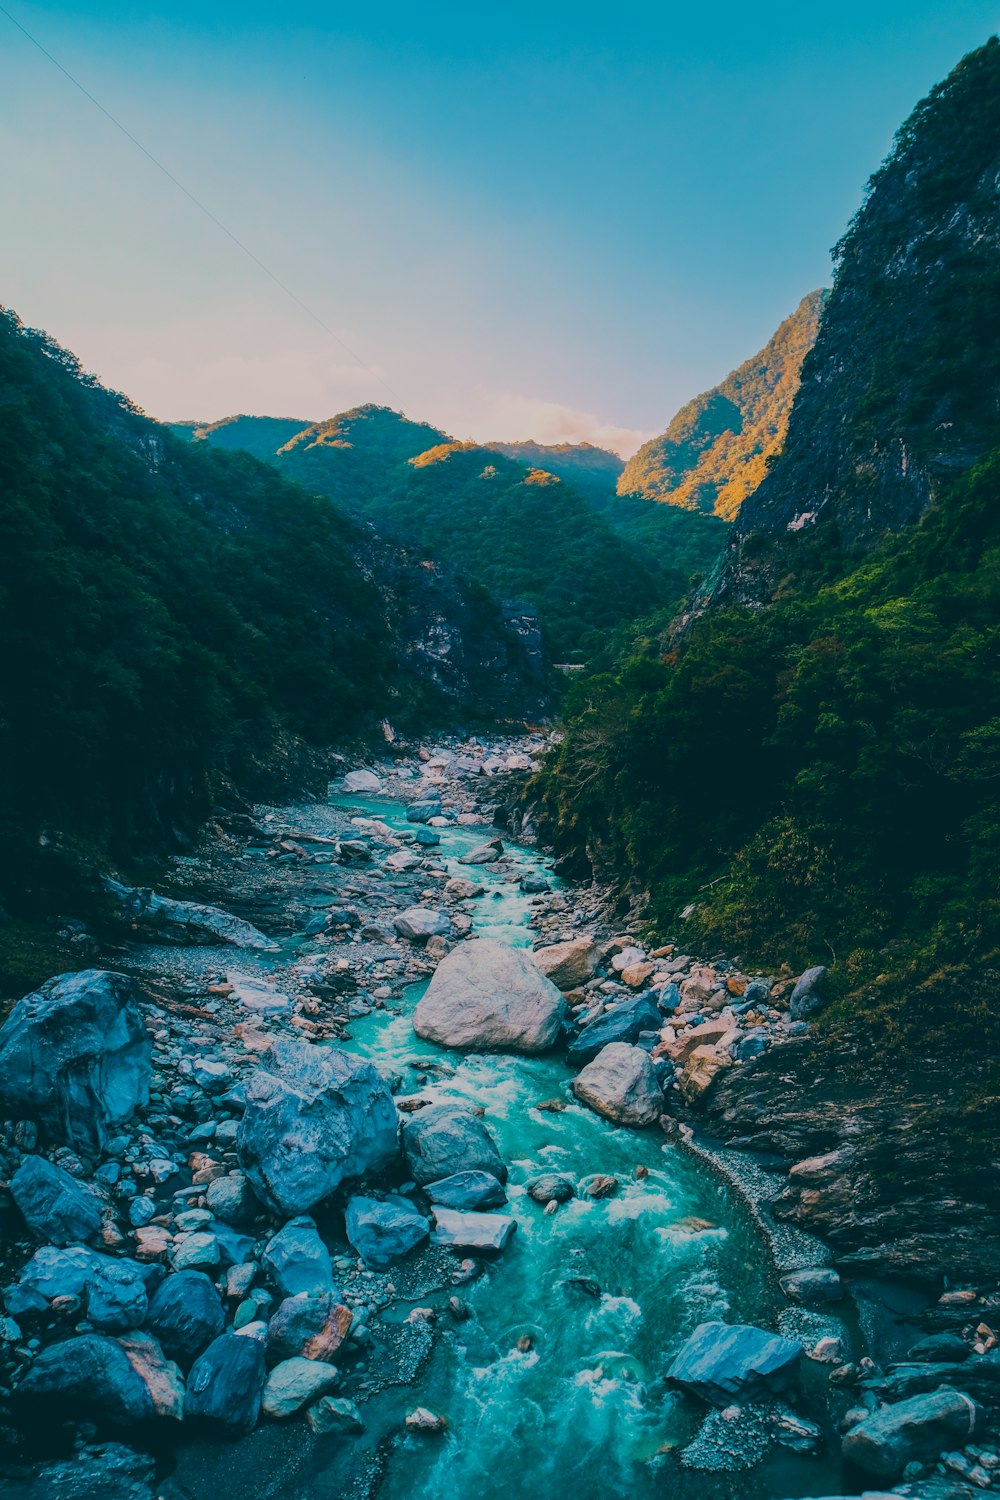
left=158, top=786, right=848, bottom=1500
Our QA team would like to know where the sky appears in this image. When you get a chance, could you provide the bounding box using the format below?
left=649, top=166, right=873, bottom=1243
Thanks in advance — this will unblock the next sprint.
left=1, top=2, right=998, bottom=455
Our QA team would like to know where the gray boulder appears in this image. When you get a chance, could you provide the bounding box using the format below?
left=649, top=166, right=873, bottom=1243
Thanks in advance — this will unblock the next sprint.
left=0, top=1441, right=157, bottom=1500
left=7, top=1246, right=149, bottom=1332
left=567, top=993, right=662, bottom=1065
left=458, top=840, right=503, bottom=865
left=146, top=1270, right=224, bottom=1363
left=413, top=939, right=564, bottom=1053
left=532, top=938, right=600, bottom=990
left=906, top=1332, right=970, bottom=1363
left=402, top=1104, right=506, bottom=1186
left=238, top=1038, right=399, bottom=1216
left=267, top=1293, right=353, bottom=1363
left=431, top=1207, right=517, bottom=1252
left=186, top=1331, right=267, bottom=1431
left=526, top=1173, right=574, bottom=1204
left=262, top=1216, right=333, bottom=1298
left=106, top=879, right=277, bottom=950
left=345, top=1196, right=429, bottom=1270
left=842, top=1387, right=983, bottom=1480
left=572, top=1043, right=665, bottom=1126
left=667, top=1321, right=803, bottom=1406
left=406, top=798, right=442, bottom=823
left=0, top=970, right=151, bottom=1154
left=17, top=1330, right=182, bottom=1423
left=342, top=769, right=382, bottom=793
left=789, top=965, right=829, bottom=1021
left=10, top=1155, right=103, bottom=1245
left=779, top=1268, right=843, bottom=1304
left=204, top=1170, right=257, bottom=1226
left=424, top=1170, right=507, bottom=1210
left=263, top=1356, right=340, bottom=1418
left=307, top=1395, right=365, bottom=1435
left=393, top=907, right=451, bottom=942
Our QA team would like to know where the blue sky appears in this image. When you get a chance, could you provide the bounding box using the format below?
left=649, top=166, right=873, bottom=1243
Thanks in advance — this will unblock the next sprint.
left=2, top=1, right=998, bottom=452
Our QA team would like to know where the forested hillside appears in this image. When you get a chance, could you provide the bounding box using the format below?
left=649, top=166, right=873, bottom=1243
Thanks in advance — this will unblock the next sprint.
left=534, top=42, right=1000, bottom=1170
left=619, top=290, right=826, bottom=519
left=0, top=310, right=544, bottom=916
left=179, top=408, right=725, bottom=658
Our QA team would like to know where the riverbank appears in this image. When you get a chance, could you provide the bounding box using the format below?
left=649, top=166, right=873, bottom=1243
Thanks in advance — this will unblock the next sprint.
left=0, top=733, right=997, bottom=1500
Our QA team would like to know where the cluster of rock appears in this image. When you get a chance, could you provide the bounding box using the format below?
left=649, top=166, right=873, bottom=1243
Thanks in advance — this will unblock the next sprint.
left=0, top=959, right=517, bottom=1461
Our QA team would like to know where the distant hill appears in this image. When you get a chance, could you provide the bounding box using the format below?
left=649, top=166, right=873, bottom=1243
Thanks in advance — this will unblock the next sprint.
left=170, top=414, right=312, bottom=463
left=181, top=406, right=725, bottom=659
left=618, top=290, right=827, bottom=520
left=486, top=441, right=625, bottom=499
left=0, top=311, right=548, bottom=924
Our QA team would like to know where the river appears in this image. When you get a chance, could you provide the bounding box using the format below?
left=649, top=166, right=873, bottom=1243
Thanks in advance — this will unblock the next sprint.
left=154, top=780, right=849, bottom=1500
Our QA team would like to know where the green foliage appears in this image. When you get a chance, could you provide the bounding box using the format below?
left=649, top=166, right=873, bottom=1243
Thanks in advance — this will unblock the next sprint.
left=535, top=448, right=1000, bottom=1004
left=0, top=312, right=463, bottom=909
left=187, top=410, right=726, bottom=660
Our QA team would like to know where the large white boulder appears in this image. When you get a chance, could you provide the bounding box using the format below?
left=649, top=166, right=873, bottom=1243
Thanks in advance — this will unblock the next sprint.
left=412, top=938, right=564, bottom=1053
left=571, top=1043, right=664, bottom=1126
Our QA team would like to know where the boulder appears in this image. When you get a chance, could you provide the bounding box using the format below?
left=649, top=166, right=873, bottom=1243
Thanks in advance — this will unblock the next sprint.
left=906, top=1333, right=970, bottom=1363
left=238, top=1038, right=399, bottom=1216
left=267, top=1294, right=353, bottom=1364
left=262, top=1216, right=333, bottom=1298
left=444, top=877, right=485, bottom=900
left=406, top=798, right=442, bottom=824
left=385, top=850, right=422, bottom=873
left=779, top=1269, right=844, bottom=1305
left=679, top=1045, right=731, bottom=1102
left=526, top=1173, right=574, bottom=1205
left=413, top=939, right=563, bottom=1053
left=10, top=1155, right=103, bottom=1245
left=431, top=1207, right=517, bottom=1253
left=402, top=1104, right=506, bottom=1186
left=532, top=938, right=600, bottom=990
left=667, top=1322, right=803, bottom=1406
left=424, top=1170, right=507, bottom=1211
left=146, top=1270, right=224, bottom=1363
left=0, top=970, right=151, bottom=1154
left=110, top=1331, right=185, bottom=1420
left=343, top=769, right=382, bottom=793
left=16, top=1332, right=178, bottom=1424
left=186, top=1331, right=267, bottom=1432
left=842, top=1387, right=982, bottom=1480
left=263, top=1356, right=340, bottom=1418
left=572, top=1043, right=664, bottom=1126
left=458, top=840, right=503, bottom=865
left=8, top=1246, right=149, bottom=1332
left=344, top=1196, right=429, bottom=1270
left=1, top=1441, right=158, bottom=1500
left=393, top=907, right=451, bottom=942
left=789, top=965, right=829, bottom=1021
left=204, top=1170, right=257, bottom=1226
left=307, top=1395, right=365, bottom=1435
left=106, top=880, right=278, bottom=951
left=567, top=993, right=662, bottom=1065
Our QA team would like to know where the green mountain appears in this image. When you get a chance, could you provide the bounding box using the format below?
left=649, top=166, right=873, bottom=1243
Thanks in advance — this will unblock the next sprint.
left=170, top=414, right=312, bottom=462
left=0, top=310, right=545, bottom=932
left=712, top=40, right=1000, bottom=606
left=534, top=41, right=1000, bottom=1275
left=180, top=407, right=725, bottom=660
left=486, top=440, right=625, bottom=499
left=618, top=290, right=827, bottom=520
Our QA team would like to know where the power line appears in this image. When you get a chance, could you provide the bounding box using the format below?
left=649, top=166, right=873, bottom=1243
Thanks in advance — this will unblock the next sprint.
left=0, top=1, right=405, bottom=407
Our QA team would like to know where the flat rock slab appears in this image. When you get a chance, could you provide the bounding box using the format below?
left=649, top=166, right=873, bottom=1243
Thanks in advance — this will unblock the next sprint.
left=431, top=1207, right=517, bottom=1252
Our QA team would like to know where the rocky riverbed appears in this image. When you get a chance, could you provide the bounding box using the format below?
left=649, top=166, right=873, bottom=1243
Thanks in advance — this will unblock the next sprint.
left=0, top=734, right=997, bottom=1500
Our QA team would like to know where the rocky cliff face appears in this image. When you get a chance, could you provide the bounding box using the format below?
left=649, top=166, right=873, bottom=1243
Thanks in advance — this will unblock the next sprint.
left=618, top=291, right=826, bottom=520
left=712, top=39, right=1000, bottom=605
